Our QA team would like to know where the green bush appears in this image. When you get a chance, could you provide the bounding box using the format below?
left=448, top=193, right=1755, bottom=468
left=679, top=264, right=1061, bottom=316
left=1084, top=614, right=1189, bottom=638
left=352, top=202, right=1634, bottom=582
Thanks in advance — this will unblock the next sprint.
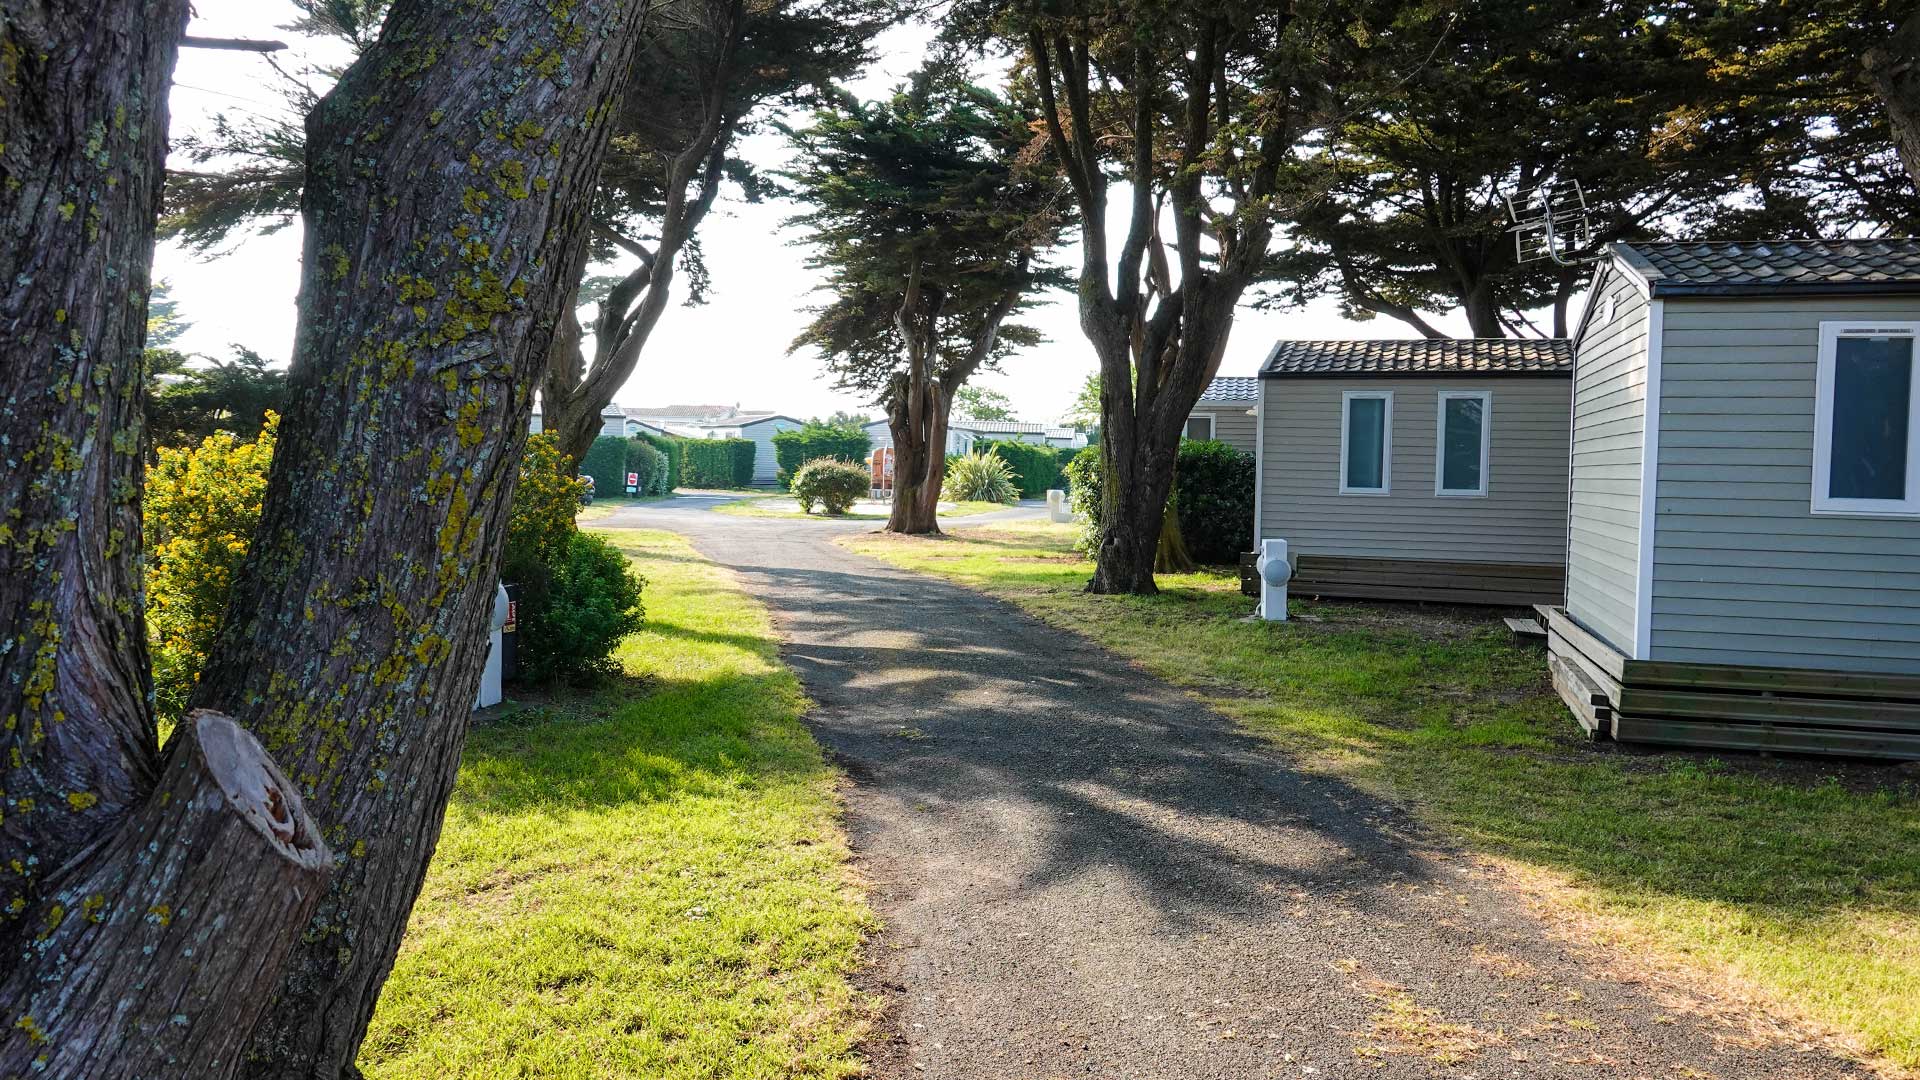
left=773, top=422, right=870, bottom=487
left=634, top=431, right=681, bottom=491
left=1173, top=439, right=1255, bottom=564
left=627, top=438, right=669, bottom=495
left=144, top=413, right=277, bottom=720
left=942, top=450, right=1018, bottom=503
left=790, top=458, right=871, bottom=515
left=1063, top=446, right=1103, bottom=552
left=516, top=532, right=646, bottom=686
left=976, top=438, right=1060, bottom=497
left=1060, top=442, right=1253, bottom=563
left=678, top=437, right=757, bottom=488
left=579, top=436, right=628, bottom=499
left=503, top=436, right=643, bottom=686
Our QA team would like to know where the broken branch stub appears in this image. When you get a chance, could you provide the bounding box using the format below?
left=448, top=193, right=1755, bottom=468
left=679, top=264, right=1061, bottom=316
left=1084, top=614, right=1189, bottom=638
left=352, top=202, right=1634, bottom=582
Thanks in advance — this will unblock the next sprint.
left=0, top=711, right=331, bottom=1079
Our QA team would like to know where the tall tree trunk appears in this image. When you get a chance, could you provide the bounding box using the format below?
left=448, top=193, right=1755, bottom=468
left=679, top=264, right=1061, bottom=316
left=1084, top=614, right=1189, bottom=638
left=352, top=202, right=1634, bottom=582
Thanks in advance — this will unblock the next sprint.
left=181, top=3, right=652, bottom=1075
left=1462, top=279, right=1504, bottom=338
left=916, top=391, right=952, bottom=525
left=542, top=300, right=605, bottom=468
left=0, top=0, right=186, bottom=922
left=884, top=381, right=941, bottom=535
left=1088, top=285, right=1241, bottom=595
left=886, top=261, right=945, bottom=535
left=1864, top=11, right=1920, bottom=193
left=0, top=5, right=348, bottom=1074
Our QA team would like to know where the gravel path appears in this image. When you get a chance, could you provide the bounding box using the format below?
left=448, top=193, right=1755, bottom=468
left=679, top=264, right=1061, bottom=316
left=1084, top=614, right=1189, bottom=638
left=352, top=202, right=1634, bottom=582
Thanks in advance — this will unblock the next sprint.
left=596, top=498, right=1868, bottom=1080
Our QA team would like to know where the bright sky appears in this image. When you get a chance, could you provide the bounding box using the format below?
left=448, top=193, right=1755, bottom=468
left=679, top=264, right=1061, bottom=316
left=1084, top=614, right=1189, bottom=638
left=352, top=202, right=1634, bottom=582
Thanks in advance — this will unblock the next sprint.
left=162, top=1, right=1475, bottom=425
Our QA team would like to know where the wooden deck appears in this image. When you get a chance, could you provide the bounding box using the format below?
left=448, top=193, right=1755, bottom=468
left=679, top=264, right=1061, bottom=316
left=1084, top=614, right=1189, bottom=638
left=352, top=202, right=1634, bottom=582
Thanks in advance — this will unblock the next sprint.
left=1289, top=555, right=1565, bottom=607
left=1538, top=605, right=1920, bottom=760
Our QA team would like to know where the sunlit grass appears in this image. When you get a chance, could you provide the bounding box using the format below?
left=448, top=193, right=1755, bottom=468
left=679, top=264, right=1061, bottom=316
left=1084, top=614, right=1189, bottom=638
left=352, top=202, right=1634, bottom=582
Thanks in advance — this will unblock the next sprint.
left=361, top=529, right=874, bottom=1080
left=849, top=521, right=1920, bottom=1070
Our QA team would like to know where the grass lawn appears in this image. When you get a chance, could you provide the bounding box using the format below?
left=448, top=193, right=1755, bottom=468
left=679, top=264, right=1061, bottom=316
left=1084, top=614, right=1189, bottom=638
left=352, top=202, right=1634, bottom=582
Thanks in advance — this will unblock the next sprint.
left=360, top=528, right=873, bottom=1080
left=712, top=497, right=1011, bottom=521
left=848, top=520, right=1920, bottom=1072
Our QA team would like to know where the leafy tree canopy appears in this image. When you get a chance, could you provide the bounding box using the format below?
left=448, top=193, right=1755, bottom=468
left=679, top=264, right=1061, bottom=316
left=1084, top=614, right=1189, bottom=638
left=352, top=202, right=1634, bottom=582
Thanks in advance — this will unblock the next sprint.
left=954, top=385, right=1016, bottom=421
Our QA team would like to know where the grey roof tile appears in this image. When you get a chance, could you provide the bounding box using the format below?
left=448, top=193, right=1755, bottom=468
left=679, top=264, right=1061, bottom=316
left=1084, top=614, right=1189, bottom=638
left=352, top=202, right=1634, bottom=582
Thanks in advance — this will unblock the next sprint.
left=1618, top=239, right=1920, bottom=296
left=1258, top=338, right=1572, bottom=378
left=1197, top=376, right=1260, bottom=402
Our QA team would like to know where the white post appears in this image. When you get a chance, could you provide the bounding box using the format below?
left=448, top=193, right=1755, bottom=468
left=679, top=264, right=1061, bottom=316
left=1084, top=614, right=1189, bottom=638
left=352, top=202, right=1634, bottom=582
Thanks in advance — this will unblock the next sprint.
left=474, top=583, right=510, bottom=710
left=1257, top=538, right=1291, bottom=621
left=1046, top=488, right=1073, bottom=523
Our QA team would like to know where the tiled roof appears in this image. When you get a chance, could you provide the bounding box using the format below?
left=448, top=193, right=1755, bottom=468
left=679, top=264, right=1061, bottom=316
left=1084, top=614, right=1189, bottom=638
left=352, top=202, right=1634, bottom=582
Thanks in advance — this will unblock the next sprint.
left=1259, top=338, right=1572, bottom=379
left=1197, top=376, right=1260, bottom=402
left=954, top=418, right=1047, bottom=433
left=1617, top=239, right=1920, bottom=296
left=623, top=404, right=741, bottom=421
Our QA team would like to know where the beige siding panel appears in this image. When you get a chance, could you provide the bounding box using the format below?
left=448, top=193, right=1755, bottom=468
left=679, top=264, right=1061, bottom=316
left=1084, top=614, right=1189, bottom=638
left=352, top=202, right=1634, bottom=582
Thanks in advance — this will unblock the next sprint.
left=1649, top=294, right=1920, bottom=675
left=1565, top=268, right=1648, bottom=654
left=1257, top=374, right=1571, bottom=568
left=1191, top=402, right=1259, bottom=453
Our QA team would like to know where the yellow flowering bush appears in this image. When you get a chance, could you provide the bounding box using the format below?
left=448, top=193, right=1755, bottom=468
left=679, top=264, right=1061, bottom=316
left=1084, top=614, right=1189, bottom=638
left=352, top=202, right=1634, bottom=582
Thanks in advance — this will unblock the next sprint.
left=144, top=413, right=277, bottom=719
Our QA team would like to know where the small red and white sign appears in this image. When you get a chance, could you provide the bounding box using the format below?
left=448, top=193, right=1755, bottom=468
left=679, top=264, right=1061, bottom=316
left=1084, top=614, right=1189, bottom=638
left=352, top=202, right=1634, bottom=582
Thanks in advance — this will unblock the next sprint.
left=625, top=472, right=639, bottom=493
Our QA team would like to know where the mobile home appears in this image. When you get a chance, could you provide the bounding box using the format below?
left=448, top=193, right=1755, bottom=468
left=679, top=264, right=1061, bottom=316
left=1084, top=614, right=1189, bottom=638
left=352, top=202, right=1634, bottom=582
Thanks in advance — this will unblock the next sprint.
left=1545, top=239, right=1920, bottom=757
left=1255, top=338, right=1574, bottom=605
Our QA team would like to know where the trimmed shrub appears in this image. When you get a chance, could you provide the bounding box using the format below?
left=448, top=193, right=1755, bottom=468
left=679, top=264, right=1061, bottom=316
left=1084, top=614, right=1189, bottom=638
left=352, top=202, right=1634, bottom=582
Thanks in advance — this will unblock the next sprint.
left=503, top=435, right=644, bottom=686
left=515, top=531, right=646, bottom=686
left=678, top=437, right=757, bottom=488
left=773, top=422, right=870, bottom=486
left=942, top=450, right=1018, bottom=503
left=144, top=413, right=277, bottom=720
left=976, top=438, right=1060, bottom=497
left=579, top=435, right=628, bottom=499
left=1173, top=439, right=1255, bottom=564
left=790, top=457, right=871, bottom=515
left=634, top=430, right=681, bottom=491
left=1063, top=446, right=1103, bottom=552
left=627, top=437, right=669, bottom=495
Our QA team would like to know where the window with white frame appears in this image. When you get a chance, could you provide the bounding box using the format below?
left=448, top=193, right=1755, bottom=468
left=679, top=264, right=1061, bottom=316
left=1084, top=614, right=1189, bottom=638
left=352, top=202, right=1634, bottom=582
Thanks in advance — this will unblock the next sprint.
left=1435, top=390, right=1491, bottom=496
left=1184, top=414, right=1215, bottom=440
left=1340, top=390, right=1392, bottom=494
left=1813, top=321, right=1920, bottom=516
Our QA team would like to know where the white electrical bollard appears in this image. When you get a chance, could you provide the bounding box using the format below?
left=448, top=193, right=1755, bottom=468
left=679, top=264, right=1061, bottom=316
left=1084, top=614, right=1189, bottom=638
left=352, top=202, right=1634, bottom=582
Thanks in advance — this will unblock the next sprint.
left=1257, top=538, right=1291, bottom=622
left=1046, top=488, right=1074, bottom=523
left=474, top=583, right=510, bottom=710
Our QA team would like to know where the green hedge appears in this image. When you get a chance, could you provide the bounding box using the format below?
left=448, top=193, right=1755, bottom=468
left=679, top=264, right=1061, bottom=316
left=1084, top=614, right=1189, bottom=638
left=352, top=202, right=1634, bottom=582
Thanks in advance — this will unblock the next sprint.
left=579, top=436, right=628, bottom=498
left=634, top=431, right=682, bottom=491
left=580, top=435, right=673, bottom=497
left=1172, top=439, right=1255, bottom=564
left=1062, top=440, right=1254, bottom=564
left=772, top=423, right=870, bottom=486
left=679, top=437, right=757, bottom=488
left=978, top=438, right=1061, bottom=498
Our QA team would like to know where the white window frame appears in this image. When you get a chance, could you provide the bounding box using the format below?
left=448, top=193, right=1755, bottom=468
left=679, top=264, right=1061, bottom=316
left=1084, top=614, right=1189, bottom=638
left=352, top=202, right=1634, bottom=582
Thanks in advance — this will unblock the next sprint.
left=1812, top=320, right=1920, bottom=517
left=1339, top=390, right=1393, bottom=495
left=1434, top=389, right=1492, bottom=497
left=1184, top=413, right=1215, bottom=441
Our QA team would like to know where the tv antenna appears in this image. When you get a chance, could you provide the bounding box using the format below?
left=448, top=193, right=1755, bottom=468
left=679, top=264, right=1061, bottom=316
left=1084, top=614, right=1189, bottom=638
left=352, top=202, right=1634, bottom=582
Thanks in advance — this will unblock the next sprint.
left=1504, top=179, right=1601, bottom=267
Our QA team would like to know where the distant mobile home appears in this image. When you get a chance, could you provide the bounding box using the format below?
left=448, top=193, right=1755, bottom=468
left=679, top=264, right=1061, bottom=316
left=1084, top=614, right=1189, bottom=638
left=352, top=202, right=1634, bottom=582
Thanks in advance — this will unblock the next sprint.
left=1185, top=376, right=1260, bottom=454
left=864, top=419, right=980, bottom=457
left=1255, top=338, right=1574, bottom=606
left=1546, top=239, right=1920, bottom=758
